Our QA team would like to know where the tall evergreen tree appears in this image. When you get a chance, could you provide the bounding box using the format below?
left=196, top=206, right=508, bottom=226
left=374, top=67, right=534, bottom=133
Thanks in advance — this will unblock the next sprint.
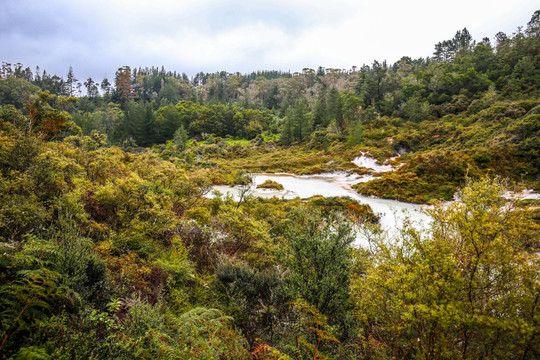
left=312, top=86, right=328, bottom=129
left=327, top=87, right=344, bottom=131
left=65, top=66, right=78, bottom=96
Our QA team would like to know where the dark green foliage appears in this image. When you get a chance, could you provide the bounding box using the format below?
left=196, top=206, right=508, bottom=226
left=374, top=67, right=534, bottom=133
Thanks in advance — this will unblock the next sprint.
left=217, top=261, right=289, bottom=344
left=0, top=78, right=40, bottom=109
left=283, top=208, right=355, bottom=318
left=35, top=302, right=242, bottom=360
left=0, top=237, right=74, bottom=356
left=48, top=224, right=110, bottom=307
left=281, top=98, right=311, bottom=145
left=327, top=87, right=344, bottom=130
left=121, top=101, right=157, bottom=147
left=312, top=87, right=328, bottom=129
left=35, top=310, right=128, bottom=360
left=263, top=84, right=280, bottom=110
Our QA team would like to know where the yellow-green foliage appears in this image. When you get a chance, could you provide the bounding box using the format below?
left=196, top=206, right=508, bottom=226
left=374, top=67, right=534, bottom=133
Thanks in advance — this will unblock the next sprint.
left=181, top=139, right=397, bottom=186
left=185, top=141, right=365, bottom=176
left=257, top=179, right=284, bottom=190
left=352, top=178, right=540, bottom=359
left=1, top=96, right=539, bottom=359
left=182, top=97, right=539, bottom=202
left=355, top=150, right=479, bottom=202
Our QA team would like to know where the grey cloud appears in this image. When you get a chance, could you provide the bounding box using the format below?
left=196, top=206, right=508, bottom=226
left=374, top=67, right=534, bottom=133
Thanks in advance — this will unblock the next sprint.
left=0, top=0, right=538, bottom=84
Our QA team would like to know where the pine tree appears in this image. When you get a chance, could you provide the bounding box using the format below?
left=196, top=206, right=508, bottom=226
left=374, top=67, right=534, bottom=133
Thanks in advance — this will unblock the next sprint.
left=65, top=66, right=78, bottom=96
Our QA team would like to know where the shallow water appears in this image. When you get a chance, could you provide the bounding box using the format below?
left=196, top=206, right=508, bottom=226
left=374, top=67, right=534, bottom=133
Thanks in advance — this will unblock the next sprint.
left=351, top=154, right=395, bottom=172
left=211, top=173, right=431, bottom=247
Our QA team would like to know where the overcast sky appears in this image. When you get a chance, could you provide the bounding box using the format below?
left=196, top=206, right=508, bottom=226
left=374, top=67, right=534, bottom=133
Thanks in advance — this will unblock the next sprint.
left=1, top=0, right=537, bottom=82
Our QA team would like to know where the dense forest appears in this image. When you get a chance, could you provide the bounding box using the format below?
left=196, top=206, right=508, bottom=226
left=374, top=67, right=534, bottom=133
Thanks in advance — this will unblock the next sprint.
left=0, top=10, right=539, bottom=360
